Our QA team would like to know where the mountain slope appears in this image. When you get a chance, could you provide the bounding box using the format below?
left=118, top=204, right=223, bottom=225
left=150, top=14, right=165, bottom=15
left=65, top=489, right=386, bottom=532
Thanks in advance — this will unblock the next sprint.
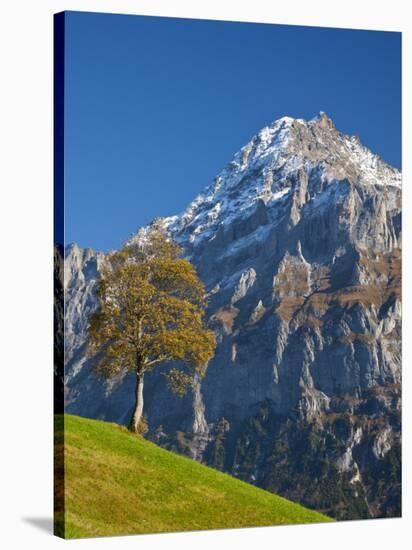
left=55, top=414, right=331, bottom=538
left=62, top=113, right=401, bottom=520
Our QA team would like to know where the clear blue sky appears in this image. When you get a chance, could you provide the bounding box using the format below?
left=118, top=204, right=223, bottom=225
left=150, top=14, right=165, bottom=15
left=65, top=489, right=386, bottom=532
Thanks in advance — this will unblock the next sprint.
left=64, top=11, right=401, bottom=251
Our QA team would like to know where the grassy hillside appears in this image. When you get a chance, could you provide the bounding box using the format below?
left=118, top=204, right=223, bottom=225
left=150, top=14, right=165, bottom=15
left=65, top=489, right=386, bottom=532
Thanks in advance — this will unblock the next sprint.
left=55, top=414, right=332, bottom=538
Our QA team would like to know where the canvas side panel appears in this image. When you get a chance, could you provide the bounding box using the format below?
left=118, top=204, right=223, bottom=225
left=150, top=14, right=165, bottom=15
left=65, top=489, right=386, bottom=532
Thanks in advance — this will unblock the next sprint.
left=53, top=11, right=65, bottom=540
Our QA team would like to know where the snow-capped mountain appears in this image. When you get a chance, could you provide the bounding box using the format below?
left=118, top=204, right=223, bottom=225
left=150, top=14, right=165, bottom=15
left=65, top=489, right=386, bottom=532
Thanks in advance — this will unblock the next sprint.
left=61, top=113, right=401, bottom=520
left=161, top=112, right=399, bottom=249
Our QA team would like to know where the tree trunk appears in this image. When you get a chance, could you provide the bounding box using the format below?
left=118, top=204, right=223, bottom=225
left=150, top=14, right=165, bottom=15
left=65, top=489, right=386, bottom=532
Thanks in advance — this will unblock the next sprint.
left=130, top=372, right=144, bottom=434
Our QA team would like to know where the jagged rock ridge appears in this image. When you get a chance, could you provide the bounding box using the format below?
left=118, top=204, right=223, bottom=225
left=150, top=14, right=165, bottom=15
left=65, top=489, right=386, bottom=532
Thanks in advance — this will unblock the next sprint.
left=63, top=113, right=401, bottom=520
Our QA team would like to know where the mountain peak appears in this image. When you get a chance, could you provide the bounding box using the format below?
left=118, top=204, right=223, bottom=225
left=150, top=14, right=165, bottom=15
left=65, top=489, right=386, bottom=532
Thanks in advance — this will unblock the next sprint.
left=161, top=113, right=400, bottom=248
left=268, top=111, right=334, bottom=129
left=310, top=111, right=334, bottom=127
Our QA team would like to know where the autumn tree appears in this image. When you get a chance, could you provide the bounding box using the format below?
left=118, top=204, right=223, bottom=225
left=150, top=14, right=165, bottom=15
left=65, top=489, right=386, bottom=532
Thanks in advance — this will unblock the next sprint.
left=87, top=227, right=216, bottom=434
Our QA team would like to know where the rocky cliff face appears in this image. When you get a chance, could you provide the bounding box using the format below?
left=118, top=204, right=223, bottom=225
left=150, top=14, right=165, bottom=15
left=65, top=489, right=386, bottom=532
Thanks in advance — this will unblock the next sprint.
left=63, top=113, right=401, bottom=520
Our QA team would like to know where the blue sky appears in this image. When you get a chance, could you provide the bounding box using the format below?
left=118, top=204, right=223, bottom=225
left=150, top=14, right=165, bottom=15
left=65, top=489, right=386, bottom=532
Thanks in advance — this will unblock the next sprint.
left=64, top=12, right=401, bottom=251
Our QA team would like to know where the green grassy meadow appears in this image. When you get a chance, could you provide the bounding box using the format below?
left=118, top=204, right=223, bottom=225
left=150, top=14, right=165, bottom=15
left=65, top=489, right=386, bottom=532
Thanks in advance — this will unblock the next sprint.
left=55, top=414, right=332, bottom=538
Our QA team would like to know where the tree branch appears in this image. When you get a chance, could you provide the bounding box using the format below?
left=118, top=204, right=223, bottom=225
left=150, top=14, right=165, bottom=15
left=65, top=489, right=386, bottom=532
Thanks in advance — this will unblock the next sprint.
left=143, top=355, right=174, bottom=369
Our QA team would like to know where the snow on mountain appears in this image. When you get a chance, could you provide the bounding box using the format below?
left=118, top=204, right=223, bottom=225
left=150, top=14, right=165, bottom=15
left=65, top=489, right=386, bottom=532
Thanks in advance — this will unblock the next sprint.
left=157, top=112, right=400, bottom=249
